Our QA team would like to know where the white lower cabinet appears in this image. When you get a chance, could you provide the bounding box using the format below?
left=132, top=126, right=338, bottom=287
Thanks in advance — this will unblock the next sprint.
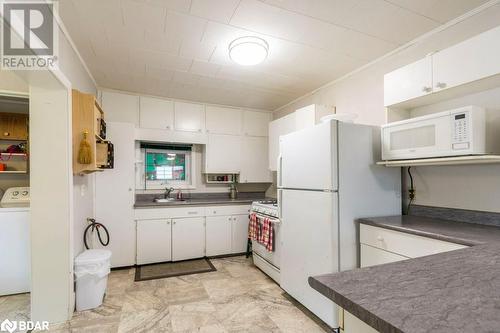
left=172, top=217, right=206, bottom=261
left=231, top=214, right=249, bottom=253
left=135, top=205, right=250, bottom=264
left=206, top=216, right=232, bottom=256
left=360, top=244, right=408, bottom=268
left=136, top=219, right=172, bottom=265
left=341, top=309, right=378, bottom=333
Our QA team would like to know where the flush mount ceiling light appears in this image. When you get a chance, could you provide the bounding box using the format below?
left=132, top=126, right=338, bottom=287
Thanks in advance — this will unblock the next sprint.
left=229, top=36, right=269, bottom=66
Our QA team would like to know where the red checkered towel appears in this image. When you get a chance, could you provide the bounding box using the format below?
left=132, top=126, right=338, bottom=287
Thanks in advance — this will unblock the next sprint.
left=248, top=213, right=258, bottom=240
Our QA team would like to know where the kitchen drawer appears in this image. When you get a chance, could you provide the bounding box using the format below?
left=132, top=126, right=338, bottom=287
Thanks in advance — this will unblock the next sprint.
left=205, top=205, right=250, bottom=217
left=360, top=224, right=467, bottom=259
left=360, top=244, right=408, bottom=268
left=134, top=207, right=205, bottom=220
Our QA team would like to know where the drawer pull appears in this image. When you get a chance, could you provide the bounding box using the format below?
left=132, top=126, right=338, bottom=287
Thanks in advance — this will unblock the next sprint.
left=3, top=132, right=10, bottom=136
left=377, top=236, right=384, bottom=242
left=188, top=211, right=198, bottom=215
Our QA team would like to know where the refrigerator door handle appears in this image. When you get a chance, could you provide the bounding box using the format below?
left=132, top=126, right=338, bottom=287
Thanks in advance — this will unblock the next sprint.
left=277, top=154, right=283, bottom=188
left=278, top=189, right=282, bottom=219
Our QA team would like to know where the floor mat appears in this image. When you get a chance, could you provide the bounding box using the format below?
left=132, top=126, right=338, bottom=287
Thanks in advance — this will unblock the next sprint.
left=135, top=258, right=216, bottom=281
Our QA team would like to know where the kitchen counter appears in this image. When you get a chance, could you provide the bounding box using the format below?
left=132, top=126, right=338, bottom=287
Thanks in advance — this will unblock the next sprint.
left=309, top=215, right=500, bottom=333
left=134, top=192, right=268, bottom=208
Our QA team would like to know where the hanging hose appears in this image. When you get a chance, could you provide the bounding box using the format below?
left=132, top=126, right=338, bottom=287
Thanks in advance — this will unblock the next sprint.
left=407, top=167, right=415, bottom=215
left=84, top=218, right=110, bottom=250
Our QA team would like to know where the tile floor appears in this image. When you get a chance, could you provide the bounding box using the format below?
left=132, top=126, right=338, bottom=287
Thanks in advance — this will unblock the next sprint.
left=1, top=256, right=329, bottom=333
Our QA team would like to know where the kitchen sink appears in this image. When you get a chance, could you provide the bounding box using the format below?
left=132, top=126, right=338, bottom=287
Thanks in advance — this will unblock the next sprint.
left=154, top=198, right=186, bottom=203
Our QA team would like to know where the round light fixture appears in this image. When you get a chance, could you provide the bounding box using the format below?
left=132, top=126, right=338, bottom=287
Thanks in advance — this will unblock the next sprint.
left=229, top=36, right=269, bottom=66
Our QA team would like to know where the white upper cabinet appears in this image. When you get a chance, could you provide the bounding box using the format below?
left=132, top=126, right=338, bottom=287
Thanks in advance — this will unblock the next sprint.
left=269, top=112, right=301, bottom=171
left=432, top=26, right=500, bottom=93
left=139, top=96, right=174, bottom=130
left=174, top=102, right=205, bottom=132
left=240, top=136, right=272, bottom=183
left=385, top=26, right=500, bottom=107
left=206, top=106, right=242, bottom=135
left=384, top=56, right=433, bottom=107
left=101, top=91, right=139, bottom=126
left=243, top=111, right=271, bottom=137
left=205, top=134, right=242, bottom=173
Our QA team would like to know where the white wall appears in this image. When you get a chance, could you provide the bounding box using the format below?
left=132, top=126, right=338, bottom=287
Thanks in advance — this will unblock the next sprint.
left=272, top=5, right=500, bottom=213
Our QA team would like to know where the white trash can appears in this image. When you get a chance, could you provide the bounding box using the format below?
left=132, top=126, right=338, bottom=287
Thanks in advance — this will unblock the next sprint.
left=74, top=249, right=112, bottom=311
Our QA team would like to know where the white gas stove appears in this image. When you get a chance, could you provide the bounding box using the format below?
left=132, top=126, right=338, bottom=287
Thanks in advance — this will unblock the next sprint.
left=250, top=199, right=278, bottom=218
left=250, top=199, right=280, bottom=283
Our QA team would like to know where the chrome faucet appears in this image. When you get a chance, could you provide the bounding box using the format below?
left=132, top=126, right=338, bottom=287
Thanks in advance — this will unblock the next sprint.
left=164, top=187, right=175, bottom=199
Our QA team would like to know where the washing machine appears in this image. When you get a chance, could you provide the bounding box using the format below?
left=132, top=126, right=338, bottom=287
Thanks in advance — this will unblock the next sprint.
left=0, top=187, right=30, bottom=295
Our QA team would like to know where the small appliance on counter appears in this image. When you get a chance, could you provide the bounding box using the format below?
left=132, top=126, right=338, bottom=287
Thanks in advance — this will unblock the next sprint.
left=1, top=187, right=30, bottom=208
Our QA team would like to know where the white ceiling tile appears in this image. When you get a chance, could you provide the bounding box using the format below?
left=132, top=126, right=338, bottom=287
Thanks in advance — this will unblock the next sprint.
left=130, top=49, right=193, bottom=71
left=143, top=30, right=182, bottom=54
left=128, top=0, right=192, bottom=12
left=165, top=11, right=208, bottom=41
left=179, top=40, right=216, bottom=61
left=172, top=71, right=202, bottom=86
left=190, top=0, right=241, bottom=23
left=189, top=60, right=221, bottom=77
left=338, top=0, right=439, bottom=44
left=230, top=0, right=347, bottom=50
left=145, top=65, right=175, bottom=81
left=386, top=0, right=489, bottom=23
left=71, top=0, right=124, bottom=27
left=121, top=0, right=167, bottom=30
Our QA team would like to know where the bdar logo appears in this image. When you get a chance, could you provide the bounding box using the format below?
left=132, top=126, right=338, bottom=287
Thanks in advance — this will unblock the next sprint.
left=0, top=319, right=17, bottom=333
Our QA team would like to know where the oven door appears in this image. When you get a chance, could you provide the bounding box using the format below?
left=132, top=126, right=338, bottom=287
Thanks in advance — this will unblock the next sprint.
left=251, top=216, right=280, bottom=269
left=382, top=114, right=452, bottom=160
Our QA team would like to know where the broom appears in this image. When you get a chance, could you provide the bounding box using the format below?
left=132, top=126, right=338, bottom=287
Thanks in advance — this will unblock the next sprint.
left=78, top=130, right=92, bottom=164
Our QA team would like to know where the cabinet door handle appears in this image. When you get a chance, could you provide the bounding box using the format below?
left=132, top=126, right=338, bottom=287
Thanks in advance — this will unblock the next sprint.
left=421, top=86, right=432, bottom=93
left=166, top=125, right=170, bottom=129
left=3, top=132, right=10, bottom=136
left=435, top=82, right=447, bottom=89
left=167, top=221, right=170, bottom=225
left=377, top=236, right=384, bottom=242
left=173, top=221, right=176, bottom=225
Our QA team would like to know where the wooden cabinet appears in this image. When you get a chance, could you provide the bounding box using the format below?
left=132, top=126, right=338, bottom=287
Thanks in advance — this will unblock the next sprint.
left=231, top=214, right=249, bottom=253
left=101, top=91, right=139, bottom=126
left=384, top=56, right=433, bottom=107
left=204, top=134, right=242, bottom=173
left=172, top=217, right=206, bottom=261
left=0, top=113, right=28, bottom=141
left=95, top=122, right=135, bottom=267
left=72, top=89, right=112, bottom=175
left=243, top=110, right=271, bottom=137
left=206, top=216, right=232, bottom=256
left=240, top=136, right=272, bottom=183
left=432, top=26, right=500, bottom=93
left=136, top=219, right=172, bottom=265
left=174, top=102, right=205, bottom=132
left=206, top=106, right=242, bottom=135
left=139, top=96, right=174, bottom=130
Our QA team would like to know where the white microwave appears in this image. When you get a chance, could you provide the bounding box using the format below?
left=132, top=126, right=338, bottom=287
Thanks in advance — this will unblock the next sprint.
left=381, top=106, right=498, bottom=160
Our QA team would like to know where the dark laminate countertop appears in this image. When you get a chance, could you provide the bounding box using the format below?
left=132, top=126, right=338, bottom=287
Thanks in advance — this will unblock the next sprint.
left=134, top=197, right=258, bottom=208
left=309, top=215, right=500, bottom=333
left=358, top=215, right=500, bottom=246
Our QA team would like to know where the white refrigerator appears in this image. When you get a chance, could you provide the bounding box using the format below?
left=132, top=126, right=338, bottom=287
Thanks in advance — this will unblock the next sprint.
left=277, top=119, right=401, bottom=329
